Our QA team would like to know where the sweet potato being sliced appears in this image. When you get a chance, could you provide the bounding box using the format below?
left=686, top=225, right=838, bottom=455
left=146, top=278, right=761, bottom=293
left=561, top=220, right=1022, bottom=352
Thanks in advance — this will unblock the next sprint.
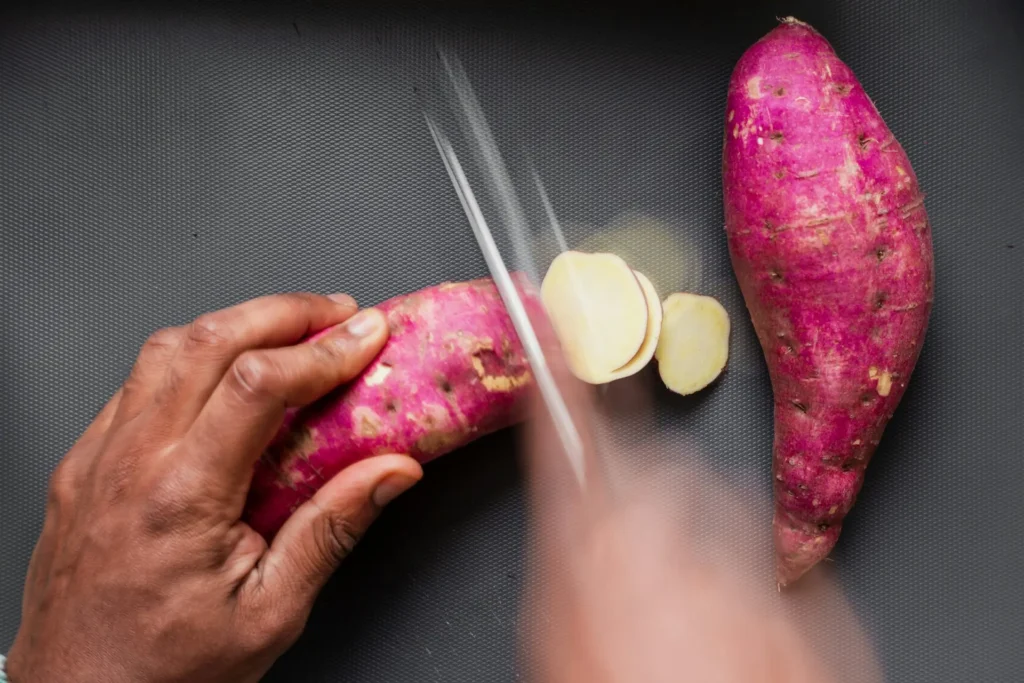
left=244, top=276, right=539, bottom=539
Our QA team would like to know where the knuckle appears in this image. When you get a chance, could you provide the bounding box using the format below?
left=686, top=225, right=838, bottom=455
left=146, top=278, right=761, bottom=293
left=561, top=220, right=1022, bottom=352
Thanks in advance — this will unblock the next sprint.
left=281, top=291, right=319, bottom=312
left=124, top=327, right=183, bottom=395
left=186, top=313, right=234, bottom=350
left=311, top=335, right=350, bottom=366
left=47, top=460, right=78, bottom=509
left=142, top=326, right=184, bottom=355
left=317, top=512, right=362, bottom=565
left=266, top=292, right=318, bottom=322
left=229, top=352, right=279, bottom=403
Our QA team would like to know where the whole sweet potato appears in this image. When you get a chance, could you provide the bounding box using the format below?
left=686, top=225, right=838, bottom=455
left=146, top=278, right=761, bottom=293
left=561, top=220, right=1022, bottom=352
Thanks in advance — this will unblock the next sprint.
left=244, top=277, right=537, bottom=538
left=723, top=18, right=934, bottom=584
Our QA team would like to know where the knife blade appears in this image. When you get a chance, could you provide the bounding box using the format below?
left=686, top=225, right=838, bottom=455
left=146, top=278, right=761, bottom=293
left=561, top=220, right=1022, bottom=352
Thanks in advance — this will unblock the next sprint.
left=424, top=113, right=587, bottom=488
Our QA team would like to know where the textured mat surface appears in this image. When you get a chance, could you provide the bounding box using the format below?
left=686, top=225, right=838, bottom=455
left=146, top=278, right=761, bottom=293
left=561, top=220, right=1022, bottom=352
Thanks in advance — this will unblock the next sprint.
left=2, top=1, right=1023, bottom=681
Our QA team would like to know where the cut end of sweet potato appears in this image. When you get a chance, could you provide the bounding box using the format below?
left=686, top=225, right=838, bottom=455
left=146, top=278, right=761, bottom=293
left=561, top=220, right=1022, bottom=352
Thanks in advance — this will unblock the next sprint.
left=655, top=293, right=730, bottom=396
left=541, top=251, right=649, bottom=384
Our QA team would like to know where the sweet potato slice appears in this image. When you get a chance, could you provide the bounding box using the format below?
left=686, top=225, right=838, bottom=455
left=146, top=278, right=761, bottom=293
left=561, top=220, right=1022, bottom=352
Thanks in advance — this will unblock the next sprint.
left=606, top=270, right=663, bottom=381
left=541, top=251, right=649, bottom=384
left=655, top=293, right=730, bottom=396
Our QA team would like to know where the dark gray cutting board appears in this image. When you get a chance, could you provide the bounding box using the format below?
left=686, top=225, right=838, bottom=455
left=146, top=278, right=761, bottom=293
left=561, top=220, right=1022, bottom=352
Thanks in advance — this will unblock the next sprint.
left=2, top=1, right=1022, bottom=681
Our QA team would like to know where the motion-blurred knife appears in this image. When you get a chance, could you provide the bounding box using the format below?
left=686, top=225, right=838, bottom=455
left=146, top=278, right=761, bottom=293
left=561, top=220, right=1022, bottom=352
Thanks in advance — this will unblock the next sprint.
left=424, top=113, right=586, bottom=488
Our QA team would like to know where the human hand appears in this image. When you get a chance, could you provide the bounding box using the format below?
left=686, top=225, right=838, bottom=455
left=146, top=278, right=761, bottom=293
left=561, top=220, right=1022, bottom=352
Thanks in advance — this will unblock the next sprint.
left=521, top=354, right=879, bottom=683
left=7, top=293, right=423, bottom=683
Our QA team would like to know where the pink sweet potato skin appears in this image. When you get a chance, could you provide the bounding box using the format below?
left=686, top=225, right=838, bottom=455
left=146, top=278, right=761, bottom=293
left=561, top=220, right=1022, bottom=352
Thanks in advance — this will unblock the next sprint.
left=243, top=276, right=538, bottom=539
left=723, top=19, right=934, bottom=585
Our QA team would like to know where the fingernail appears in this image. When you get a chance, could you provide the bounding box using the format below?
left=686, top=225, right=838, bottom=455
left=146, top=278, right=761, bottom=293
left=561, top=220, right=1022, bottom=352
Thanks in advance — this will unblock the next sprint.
left=373, top=473, right=419, bottom=507
left=328, top=293, right=357, bottom=307
left=344, top=309, right=385, bottom=338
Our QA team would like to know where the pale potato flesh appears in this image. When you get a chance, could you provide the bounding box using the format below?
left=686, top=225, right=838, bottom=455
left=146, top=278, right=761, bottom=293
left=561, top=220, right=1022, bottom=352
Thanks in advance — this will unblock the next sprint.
left=540, top=251, right=648, bottom=384
left=655, top=293, right=731, bottom=395
left=606, top=270, right=663, bottom=381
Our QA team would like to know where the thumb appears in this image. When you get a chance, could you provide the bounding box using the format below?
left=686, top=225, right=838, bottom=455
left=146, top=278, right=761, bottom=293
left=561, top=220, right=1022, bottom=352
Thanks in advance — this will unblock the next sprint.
left=259, top=454, right=423, bottom=606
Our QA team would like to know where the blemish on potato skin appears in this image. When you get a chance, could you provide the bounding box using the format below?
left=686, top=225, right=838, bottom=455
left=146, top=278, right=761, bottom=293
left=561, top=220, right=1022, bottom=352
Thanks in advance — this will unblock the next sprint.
left=746, top=76, right=762, bottom=99
left=416, top=428, right=467, bottom=456
left=481, top=372, right=532, bottom=392
left=264, top=426, right=320, bottom=486
left=899, top=196, right=926, bottom=219
left=364, top=363, right=392, bottom=387
left=353, top=407, right=384, bottom=438
left=876, top=371, right=893, bottom=397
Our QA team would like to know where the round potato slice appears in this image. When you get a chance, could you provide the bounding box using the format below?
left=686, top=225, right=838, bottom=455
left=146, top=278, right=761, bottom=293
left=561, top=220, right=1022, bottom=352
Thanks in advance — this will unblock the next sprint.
left=606, top=270, right=663, bottom=381
left=541, top=251, right=648, bottom=384
left=655, top=293, right=731, bottom=395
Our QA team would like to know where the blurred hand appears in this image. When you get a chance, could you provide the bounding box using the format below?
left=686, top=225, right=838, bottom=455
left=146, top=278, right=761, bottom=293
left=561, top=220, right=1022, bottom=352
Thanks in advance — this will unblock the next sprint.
left=7, top=293, right=423, bottom=683
left=521, top=341, right=879, bottom=683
